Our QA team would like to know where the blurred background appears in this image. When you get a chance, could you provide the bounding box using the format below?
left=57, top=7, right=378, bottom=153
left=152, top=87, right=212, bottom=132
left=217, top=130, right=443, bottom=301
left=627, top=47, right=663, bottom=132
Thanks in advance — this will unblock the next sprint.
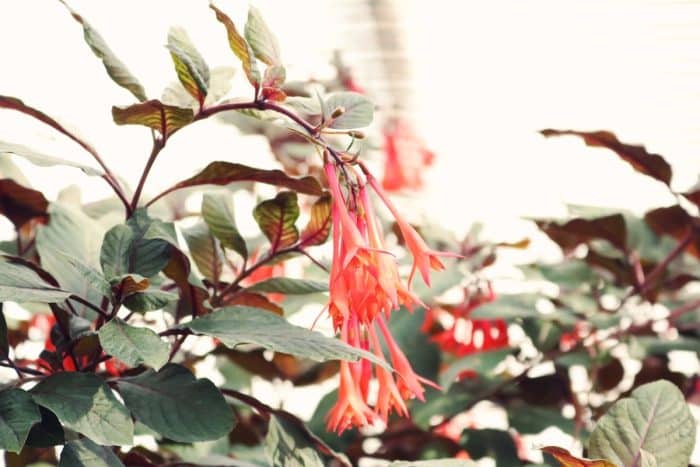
left=1, top=0, right=700, bottom=465
left=3, top=0, right=700, bottom=235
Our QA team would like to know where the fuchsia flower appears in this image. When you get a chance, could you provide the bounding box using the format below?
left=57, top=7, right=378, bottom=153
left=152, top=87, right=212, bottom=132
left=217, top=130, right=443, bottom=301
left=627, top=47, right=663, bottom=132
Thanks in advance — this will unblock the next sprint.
left=367, top=172, right=461, bottom=288
left=323, top=161, right=453, bottom=433
left=381, top=119, right=435, bottom=192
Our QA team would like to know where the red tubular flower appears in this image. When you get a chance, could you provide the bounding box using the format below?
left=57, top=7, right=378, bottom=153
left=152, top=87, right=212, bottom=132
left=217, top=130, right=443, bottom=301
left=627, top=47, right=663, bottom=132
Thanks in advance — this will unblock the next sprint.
left=423, top=284, right=509, bottom=363
left=367, top=172, right=461, bottom=287
left=323, top=161, right=453, bottom=433
left=381, top=119, right=435, bottom=192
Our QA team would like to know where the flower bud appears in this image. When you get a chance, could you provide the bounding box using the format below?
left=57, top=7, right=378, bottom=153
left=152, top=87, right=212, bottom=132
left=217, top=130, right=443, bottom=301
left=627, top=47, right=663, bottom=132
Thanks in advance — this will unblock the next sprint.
left=330, top=106, right=345, bottom=119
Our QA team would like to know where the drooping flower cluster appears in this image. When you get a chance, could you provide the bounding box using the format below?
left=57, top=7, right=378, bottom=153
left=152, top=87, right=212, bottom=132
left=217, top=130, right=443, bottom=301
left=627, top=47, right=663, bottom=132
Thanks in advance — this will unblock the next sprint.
left=324, top=161, right=457, bottom=433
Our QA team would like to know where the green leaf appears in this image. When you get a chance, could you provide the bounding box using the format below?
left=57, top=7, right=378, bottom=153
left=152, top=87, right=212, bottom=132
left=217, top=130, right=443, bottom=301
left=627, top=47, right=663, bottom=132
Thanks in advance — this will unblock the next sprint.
left=45, top=248, right=112, bottom=301
left=0, top=141, right=102, bottom=177
left=122, top=289, right=178, bottom=313
left=36, top=204, right=105, bottom=315
left=124, top=209, right=172, bottom=277
left=202, top=191, right=247, bottom=260
left=300, top=193, right=331, bottom=247
left=628, top=336, right=700, bottom=359
left=98, top=318, right=169, bottom=370
left=522, top=318, right=562, bottom=352
left=387, top=307, right=441, bottom=381
left=185, top=306, right=390, bottom=368
left=152, top=161, right=323, bottom=206
left=58, top=437, right=124, bottom=467
left=471, top=294, right=577, bottom=327
left=210, top=4, right=260, bottom=88
left=0, top=179, right=48, bottom=228
left=508, top=405, right=574, bottom=435
left=0, top=257, right=72, bottom=303
left=112, top=100, right=194, bottom=137
left=163, top=66, right=235, bottom=110
left=59, top=1, right=146, bottom=102
left=247, top=278, right=327, bottom=295
left=0, top=96, right=102, bottom=160
left=167, top=27, right=210, bottom=104
left=253, top=192, right=299, bottom=252
left=264, top=416, right=325, bottom=467
left=100, top=224, right=133, bottom=279
left=143, top=221, right=209, bottom=320
left=588, top=380, right=696, bottom=467
left=245, top=6, right=281, bottom=66
left=461, top=429, right=519, bottom=467
left=31, top=372, right=133, bottom=446
left=324, top=92, right=374, bottom=129
left=440, top=347, right=514, bottom=388
left=182, top=222, right=223, bottom=283
left=0, top=389, right=41, bottom=453
left=116, top=364, right=234, bottom=443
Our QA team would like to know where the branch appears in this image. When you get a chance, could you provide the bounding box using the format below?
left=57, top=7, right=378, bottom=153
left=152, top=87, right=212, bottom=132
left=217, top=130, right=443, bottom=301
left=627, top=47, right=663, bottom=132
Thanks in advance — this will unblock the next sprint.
left=69, top=295, right=109, bottom=319
left=0, top=360, right=45, bottom=376
left=668, top=298, right=700, bottom=324
left=636, top=228, right=695, bottom=297
left=130, top=137, right=165, bottom=214
left=221, top=388, right=350, bottom=467
left=213, top=244, right=302, bottom=306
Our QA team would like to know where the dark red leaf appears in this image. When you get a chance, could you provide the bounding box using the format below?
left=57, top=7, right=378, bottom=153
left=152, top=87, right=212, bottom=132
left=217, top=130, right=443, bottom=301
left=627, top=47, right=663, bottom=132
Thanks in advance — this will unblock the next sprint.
left=644, top=205, right=700, bottom=257
left=149, top=161, right=322, bottom=206
left=536, top=214, right=627, bottom=252
left=541, top=129, right=672, bottom=185
left=0, top=179, right=48, bottom=228
left=0, top=96, right=99, bottom=158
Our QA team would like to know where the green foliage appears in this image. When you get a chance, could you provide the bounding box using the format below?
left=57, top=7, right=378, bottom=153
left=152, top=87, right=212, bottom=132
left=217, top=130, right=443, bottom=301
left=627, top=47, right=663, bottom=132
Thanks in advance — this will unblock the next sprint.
left=588, top=380, right=696, bottom=467
left=0, top=389, right=41, bottom=453
left=31, top=372, right=134, bottom=445
left=116, top=364, right=233, bottom=443
left=59, top=437, right=124, bottom=467
left=97, top=318, right=169, bottom=369
left=202, top=191, right=248, bottom=260
left=323, top=92, right=374, bottom=129
left=186, top=306, right=389, bottom=367
left=0, top=3, right=696, bottom=466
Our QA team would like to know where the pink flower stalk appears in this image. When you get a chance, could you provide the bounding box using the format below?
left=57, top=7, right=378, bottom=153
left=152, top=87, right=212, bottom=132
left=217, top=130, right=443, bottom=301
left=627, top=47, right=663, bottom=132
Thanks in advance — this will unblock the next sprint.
left=323, top=161, right=454, bottom=433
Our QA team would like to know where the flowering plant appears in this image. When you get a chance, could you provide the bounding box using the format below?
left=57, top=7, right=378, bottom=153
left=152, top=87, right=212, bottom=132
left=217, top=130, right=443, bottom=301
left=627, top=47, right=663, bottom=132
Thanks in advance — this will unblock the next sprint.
left=0, top=3, right=697, bottom=466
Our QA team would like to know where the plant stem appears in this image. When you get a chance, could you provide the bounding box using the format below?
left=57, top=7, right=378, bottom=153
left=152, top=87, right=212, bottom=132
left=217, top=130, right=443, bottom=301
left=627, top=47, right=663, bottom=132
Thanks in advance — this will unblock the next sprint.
left=213, top=244, right=301, bottom=306
left=168, top=334, right=188, bottom=362
left=130, top=137, right=165, bottom=215
left=69, top=296, right=109, bottom=319
left=0, top=361, right=45, bottom=376
left=668, top=298, right=700, bottom=324
left=637, top=228, right=695, bottom=296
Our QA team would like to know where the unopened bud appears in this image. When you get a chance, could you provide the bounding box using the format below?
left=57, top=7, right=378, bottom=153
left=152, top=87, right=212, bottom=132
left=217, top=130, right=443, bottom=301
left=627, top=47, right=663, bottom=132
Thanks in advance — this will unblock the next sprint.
left=348, top=130, right=365, bottom=139
left=330, top=106, right=345, bottom=119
